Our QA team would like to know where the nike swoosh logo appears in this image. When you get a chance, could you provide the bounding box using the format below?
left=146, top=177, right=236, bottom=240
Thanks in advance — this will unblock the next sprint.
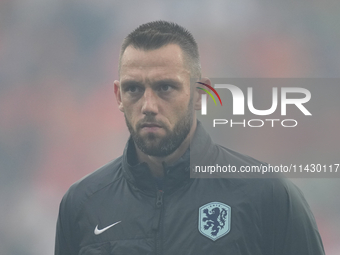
left=94, top=221, right=121, bottom=235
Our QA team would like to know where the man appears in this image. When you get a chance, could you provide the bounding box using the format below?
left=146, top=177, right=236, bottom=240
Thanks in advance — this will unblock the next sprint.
left=55, top=21, right=324, bottom=254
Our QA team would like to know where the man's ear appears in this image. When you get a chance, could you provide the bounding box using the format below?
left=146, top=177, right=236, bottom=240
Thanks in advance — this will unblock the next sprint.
left=194, top=77, right=211, bottom=110
left=114, top=80, right=124, bottom=112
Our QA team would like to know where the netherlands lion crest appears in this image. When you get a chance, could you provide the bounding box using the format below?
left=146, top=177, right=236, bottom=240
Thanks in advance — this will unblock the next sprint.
left=198, top=202, right=231, bottom=241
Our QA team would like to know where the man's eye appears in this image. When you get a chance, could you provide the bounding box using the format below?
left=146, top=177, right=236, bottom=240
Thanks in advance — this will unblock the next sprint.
left=126, top=86, right=142, bottom=93
left=159, top=84, right=172, bottom=92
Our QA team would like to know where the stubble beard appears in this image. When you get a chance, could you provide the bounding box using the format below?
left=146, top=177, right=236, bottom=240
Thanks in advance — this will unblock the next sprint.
left=125, top=97, right=194, bottom=157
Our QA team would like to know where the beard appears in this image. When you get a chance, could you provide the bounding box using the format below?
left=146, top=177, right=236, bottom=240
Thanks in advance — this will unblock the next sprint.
left=125, top=97, right=194, bottom=157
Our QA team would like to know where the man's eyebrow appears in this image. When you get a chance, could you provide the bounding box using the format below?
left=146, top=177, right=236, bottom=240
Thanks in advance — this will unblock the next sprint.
left=121, top=79, right=181, bottom=87
left=153, top=79, right=181, bottom=87
left=120, top=80, right=143, bottom=87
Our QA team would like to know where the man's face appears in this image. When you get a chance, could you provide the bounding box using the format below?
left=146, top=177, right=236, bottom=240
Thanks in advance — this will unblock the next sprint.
left=115, top=44, right=195, bottom=157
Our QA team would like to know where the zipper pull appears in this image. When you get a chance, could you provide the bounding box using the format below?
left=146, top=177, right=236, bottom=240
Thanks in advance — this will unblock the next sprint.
left=156, top=190, right=163, bottom=208
left=152, top=190, right=164, bottom=230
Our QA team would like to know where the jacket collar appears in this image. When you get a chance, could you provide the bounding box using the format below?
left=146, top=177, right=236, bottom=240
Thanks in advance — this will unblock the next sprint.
left=122, top=121, right=214, bottom=193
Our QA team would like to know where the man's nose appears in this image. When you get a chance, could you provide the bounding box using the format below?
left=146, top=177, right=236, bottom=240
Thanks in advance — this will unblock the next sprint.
left=141, top=88, right=158, bottom=115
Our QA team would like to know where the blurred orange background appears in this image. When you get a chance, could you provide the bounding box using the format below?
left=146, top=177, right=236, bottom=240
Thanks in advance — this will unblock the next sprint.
left=0, top=1, right=339, bottom=254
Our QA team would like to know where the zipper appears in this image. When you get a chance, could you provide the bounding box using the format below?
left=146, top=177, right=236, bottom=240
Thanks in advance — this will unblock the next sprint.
left=152, top=190, right=164, bottom=229
left=153, top=190, right=164, bottom=255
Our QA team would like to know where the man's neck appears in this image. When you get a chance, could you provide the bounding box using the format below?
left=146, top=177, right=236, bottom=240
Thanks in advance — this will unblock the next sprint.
left=135, top=121, right=197, bottom=178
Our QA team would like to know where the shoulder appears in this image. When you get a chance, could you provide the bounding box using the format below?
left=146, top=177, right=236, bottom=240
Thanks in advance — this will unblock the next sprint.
left=215, top=144, right=267, bottom=166
left=207, top=144, right=304, bottom=197
left=202, top=143, right=269, bottom=179
left=59, top=156, right=124, bottom=215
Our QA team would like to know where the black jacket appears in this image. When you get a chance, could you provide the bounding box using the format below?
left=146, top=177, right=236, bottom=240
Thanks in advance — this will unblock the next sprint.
left=55, top=121, right=324, bottom=255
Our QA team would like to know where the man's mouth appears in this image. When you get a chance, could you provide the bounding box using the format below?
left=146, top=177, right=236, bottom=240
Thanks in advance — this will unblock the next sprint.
left=141, top=123, right=161, bottom=128
left=140, top=123, right=162, bottom=132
